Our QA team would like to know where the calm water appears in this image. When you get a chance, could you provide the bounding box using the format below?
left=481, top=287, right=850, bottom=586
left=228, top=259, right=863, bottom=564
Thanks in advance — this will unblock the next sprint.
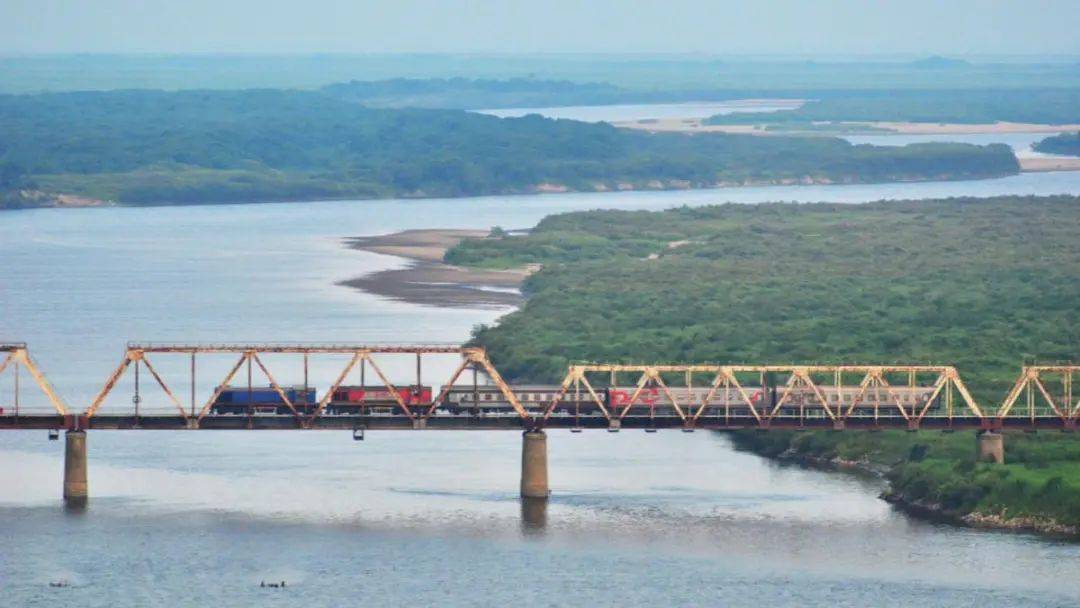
left=3, top=126, right=1080, bottom=605
left=476, top=99, right=803, bottom=122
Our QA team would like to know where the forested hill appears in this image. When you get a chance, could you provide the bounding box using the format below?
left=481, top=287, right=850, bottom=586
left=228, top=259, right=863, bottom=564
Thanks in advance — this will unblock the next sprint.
left=1, top=89, right=1018, bottom=208
left=1034, top=132, right=1080, bottom=156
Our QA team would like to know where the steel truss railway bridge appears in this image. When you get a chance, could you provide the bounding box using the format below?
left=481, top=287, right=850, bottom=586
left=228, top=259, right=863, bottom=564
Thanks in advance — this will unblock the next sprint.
left=1, top=342, right=1077, bottom=505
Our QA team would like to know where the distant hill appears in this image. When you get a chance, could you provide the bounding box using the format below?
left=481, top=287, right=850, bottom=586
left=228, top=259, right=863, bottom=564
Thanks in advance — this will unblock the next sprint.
left=322, top=77, right=627, bottom=109
left=909, top=56, right=972, bottom=70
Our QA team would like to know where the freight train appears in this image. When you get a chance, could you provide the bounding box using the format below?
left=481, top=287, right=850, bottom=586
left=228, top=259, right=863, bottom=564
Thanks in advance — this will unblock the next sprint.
left=209, top=383, right=935, bottom=418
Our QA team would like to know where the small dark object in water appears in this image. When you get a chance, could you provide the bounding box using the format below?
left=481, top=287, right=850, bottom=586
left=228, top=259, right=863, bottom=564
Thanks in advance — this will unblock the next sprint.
left=260, top=579, right=287, bottom=588
left=49, top=580, right=69, bottom=588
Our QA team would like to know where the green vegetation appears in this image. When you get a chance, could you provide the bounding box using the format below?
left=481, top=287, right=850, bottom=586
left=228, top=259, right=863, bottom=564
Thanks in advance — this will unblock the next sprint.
left=449, top=195, right=1080, bottom=532
left=705, top=89, right=1080, bottom=126
left=731, top=431, right=1080, bottom=529
left=1034, top=132, right=1080, bottom=156
left=0, top=89, right=1018, bottom=208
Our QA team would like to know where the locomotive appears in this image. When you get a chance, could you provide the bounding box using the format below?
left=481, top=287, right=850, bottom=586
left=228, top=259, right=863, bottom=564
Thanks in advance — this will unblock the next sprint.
left=210, top=386, right=317, bottom=415
left=325, top=385, right=433, bottom=415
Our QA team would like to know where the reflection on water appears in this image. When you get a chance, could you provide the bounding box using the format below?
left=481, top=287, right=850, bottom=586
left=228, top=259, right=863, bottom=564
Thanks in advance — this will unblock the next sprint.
left=520, top=497, right=548, bottom=533
left=476, top=99, right=804, bottom=122
left=1, top=429, right=1078, bottom=606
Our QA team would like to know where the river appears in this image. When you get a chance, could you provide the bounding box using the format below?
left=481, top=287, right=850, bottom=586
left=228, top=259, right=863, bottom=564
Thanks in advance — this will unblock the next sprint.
left=2, top=109, right=1079, bottom=606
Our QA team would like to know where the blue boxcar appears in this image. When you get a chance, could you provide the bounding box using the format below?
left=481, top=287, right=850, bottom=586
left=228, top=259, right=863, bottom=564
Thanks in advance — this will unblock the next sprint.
left=211, top=386, right=317, bottom=414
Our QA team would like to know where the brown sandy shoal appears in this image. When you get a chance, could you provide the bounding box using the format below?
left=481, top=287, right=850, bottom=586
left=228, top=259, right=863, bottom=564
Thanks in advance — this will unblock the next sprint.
left=615, top=118, right=1080, bottom=136
left=341, top=229, right=530, bottom=309
left=1019, top=157, right=1080, bottom=172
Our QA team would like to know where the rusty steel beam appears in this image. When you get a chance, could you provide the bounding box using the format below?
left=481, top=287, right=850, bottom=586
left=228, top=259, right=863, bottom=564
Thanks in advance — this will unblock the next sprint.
left=127, top=342, right=471, bottom=354
left=250, top=353, right=303, bottom=422
left=139, top=353, right=190, bottom=420
left=309, top=353, right=362, bottom=422
left=997, top=366, right=1079, bottom=422
left=0, top=347, right=69, bottom=416
left=570, top=363, right=961, bottom=374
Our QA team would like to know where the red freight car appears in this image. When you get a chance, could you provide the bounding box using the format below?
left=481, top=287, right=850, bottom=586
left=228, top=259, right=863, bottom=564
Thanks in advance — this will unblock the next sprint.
left=326, top=385, right=432, bottom=415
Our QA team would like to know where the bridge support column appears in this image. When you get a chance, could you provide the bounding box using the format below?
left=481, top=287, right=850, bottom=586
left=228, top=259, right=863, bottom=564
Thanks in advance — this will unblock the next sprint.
left=520, top=430, right=549, bottom=498
left=976, top=431, right=1004, bottom=464
left=63, top=430, right=88, bottom=507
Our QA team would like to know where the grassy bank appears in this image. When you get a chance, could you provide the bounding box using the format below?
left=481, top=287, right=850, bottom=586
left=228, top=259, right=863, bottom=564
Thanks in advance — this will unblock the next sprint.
left=728, top=430, right=1080, bottom=534
left=448, top=195, right=1080, bottom=535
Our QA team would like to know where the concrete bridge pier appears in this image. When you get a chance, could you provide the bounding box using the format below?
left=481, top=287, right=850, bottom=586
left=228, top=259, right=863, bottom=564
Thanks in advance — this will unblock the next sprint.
left=520, top=430, right=549, bottom=498
left=976, top=431, right=1004, bottom=464
left=63, top=430, right=88, bottom=507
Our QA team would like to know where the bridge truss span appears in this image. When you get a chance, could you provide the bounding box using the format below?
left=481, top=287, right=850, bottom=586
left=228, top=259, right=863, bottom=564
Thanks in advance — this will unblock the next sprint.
left=998, top=366, right=1080, bottom=429
left=81, top=343, right=527, bottom=430
left=1, top=341, right=1077, bottom=432
left=0, top=343, right=69, bottom=421
left=543, top=363, right=988, bottom=431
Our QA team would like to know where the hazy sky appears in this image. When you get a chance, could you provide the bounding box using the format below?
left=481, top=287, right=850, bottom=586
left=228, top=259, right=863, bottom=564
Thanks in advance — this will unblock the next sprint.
left=3, top=0, right=1079, bottom=56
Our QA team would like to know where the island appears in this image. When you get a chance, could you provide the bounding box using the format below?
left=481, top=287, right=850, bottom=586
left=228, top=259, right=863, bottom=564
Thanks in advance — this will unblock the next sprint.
left=1034, top=132, right=1080, bottom=156
left=444, top=194, right=1080, bottom=536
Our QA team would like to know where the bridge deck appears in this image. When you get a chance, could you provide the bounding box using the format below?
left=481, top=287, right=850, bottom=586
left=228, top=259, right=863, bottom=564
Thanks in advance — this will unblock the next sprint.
left=2, top=414, right=1074, bottom=431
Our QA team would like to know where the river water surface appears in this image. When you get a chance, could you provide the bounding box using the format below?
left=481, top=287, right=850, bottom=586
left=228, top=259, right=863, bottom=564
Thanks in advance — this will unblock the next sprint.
left=2, top=110, right=1079, bottom=606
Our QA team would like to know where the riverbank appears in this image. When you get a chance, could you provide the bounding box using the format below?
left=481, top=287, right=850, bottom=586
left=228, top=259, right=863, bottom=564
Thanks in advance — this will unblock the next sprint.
left=616, top=118, right=1080, bottom=136
left=727, top=430, right=1080, bottom=539
left=340, top=229, right=531, bottom=309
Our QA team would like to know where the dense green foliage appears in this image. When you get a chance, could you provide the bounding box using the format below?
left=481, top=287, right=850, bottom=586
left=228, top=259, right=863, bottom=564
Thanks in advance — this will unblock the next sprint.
left=730, top=430, right=1080, bottom=528
left=0, top=89, right=1017, bottom=206
left=452, top=194, right=1080, bottom=529
left=1034, top=132, right=1080, bottom=156
left=456, top=196, right=1078, bottom=397
left=705, top=89, right=1080, bottom=126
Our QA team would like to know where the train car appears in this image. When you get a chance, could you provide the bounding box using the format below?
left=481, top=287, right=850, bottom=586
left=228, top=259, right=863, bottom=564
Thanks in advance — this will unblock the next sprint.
left=608, top=385, right=769, bottom=418
left=210, top=385, right=317, bottom=415
left=325, top=385, right=432, bottom=415
left=441, top=385, right=601, bottom=416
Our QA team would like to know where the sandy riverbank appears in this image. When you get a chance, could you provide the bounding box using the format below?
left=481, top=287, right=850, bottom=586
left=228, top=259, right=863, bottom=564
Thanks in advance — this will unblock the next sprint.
left=615, top=118, right=1080, bottom=136
left=1019, top=156, right=1080, bottom=172
left=339, top=229, right=531, bottom=309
